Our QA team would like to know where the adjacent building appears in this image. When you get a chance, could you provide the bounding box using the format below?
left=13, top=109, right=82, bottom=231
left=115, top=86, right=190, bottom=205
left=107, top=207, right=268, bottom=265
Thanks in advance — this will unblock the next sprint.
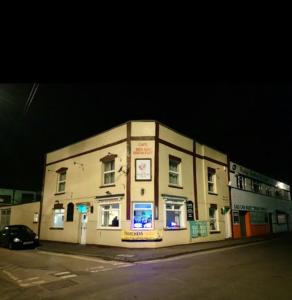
left=40, top=120, right=231, bottom=248
left=0, top=188, right=40, bottom=231
left=229, top=161, right=292, bottom=238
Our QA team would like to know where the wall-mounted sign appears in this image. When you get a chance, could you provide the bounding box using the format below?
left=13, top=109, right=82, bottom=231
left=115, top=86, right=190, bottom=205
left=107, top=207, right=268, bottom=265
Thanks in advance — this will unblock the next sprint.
left=121, top=229, right=162, bottom=241
left=133, top=143, right=153, bottom=155
left=190, top=221, right=209, bottom=238
left=135, top=159, right=152, bottom=181
left=186, top=200, right=194, bottom=221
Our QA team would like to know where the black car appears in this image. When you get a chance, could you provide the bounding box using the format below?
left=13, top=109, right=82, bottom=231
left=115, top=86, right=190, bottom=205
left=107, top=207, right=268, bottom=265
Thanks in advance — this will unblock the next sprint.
left=0, top=225, right=39, bottom=249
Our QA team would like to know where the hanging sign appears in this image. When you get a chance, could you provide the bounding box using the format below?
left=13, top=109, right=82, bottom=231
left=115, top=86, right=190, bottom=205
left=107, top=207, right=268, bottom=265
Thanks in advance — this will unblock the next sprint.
left=186, top=200, right=194, bottom=221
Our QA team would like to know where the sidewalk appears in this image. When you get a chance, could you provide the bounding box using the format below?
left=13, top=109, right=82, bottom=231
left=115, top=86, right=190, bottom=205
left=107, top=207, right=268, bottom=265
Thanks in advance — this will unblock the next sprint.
left=37, top=235, right=276, bottom=262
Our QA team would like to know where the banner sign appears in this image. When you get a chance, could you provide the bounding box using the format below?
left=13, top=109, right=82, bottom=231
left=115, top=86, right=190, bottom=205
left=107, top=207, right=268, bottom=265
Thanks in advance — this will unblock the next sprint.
left=121, top=230, right=162, bottom=241
left=186, top=201, right=194, bottom=221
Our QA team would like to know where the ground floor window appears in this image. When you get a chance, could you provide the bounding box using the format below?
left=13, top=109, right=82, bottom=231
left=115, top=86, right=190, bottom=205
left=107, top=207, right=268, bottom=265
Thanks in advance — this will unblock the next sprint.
left=165, top=202, right=185, bottom=229
left=209, top=204, right=219, bottom=231
left=100, top=203, right=120, bottom=227
left=133, top=203, right=153, bottom=229
left=233, top=211, right=240, bottom=224
left=53, top=209, right=64, bottom=228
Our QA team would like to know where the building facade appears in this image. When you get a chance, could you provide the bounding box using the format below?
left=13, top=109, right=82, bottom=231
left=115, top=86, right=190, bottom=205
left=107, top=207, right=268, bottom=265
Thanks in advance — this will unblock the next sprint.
left=0, top=188, right=40, bottom=230
left=229, top=161, right=292, bottom=238
left=40, top=121, right=231, bottom=248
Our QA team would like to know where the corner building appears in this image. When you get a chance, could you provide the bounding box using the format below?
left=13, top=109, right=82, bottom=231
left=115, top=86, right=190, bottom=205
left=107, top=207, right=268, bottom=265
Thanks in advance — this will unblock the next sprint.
left=40, top=121, right=231, bottom=248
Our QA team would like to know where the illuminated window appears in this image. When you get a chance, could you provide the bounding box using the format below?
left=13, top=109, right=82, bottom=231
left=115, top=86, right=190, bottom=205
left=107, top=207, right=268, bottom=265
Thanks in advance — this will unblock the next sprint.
left=53, top=209, right=64, bottom=228
left=100, top=203, right=120, bottom=227
left=169, top=156, right=181, bottom=185
left=165, top=202, right=185, bottom=229
left=209, top=204, right=219, bottom=231
left=103, top=160, right=115, bottom=185
left=133, top=203, right=153, bottom=229
left=57, top=170, right=67, bottom=193
left=208, top=168, right=216, bottom=193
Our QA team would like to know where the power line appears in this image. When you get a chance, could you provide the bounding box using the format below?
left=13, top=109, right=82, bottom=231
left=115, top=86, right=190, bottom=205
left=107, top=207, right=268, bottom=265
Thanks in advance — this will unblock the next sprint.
left=23, top=83, right=39, bottom=115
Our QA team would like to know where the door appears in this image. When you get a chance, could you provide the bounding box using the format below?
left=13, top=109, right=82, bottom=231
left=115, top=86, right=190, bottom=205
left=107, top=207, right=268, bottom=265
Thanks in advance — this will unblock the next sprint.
left=80, top=213, right=88, bottom=245
left=0, top=209, right=11, bottom=229
left=239, top=211, right=246, bottom=237
left=225, top=209, right=232, bottom=238
left=268, top=213, right=273, bottom=233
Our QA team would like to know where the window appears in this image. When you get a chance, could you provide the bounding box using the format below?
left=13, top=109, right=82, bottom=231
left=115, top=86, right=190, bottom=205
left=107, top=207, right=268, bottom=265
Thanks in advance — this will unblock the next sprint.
left=66, top=203, right=74, bottom=222
left=209, top=204, right=219, bottom=231
left=103, top=160, right=115, bottom=185
left=133, top=203, right=153, bottom=229
left=165, top=202, right=185, bottom=229
left=236, top=175, right=245, bottom=189
left=233, top=211, right=240, bottom=224
left=100, top=203, right=120, bottom=227
left=169, top=156, right=181, bottom=185
left=208, top=168, right=216, bottom=193
left=33, top=212, right=39, bottom=223
left=53, top=209, right=64, bottom=228
left=251, top=179, right=261, bottom=193
left=57, top=171, right=67, bottom=193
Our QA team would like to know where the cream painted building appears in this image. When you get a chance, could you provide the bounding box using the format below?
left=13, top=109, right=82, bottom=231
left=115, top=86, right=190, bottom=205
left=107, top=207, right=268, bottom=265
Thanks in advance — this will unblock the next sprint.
left=40, top=121, right=231, bottom=248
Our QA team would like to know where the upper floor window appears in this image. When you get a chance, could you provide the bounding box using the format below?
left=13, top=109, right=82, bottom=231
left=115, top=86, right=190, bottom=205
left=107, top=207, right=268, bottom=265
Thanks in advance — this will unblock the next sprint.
left=56, top=168, right=67, bottom=193
left=208, top=167, right=216, bottom=193
left=251, top=179, right=261, bottom=193
left=236, top=175, right=245, bottom=190
left=100, top=154, right=117, bottom=186
left=169, top=156, right=181, bottom=186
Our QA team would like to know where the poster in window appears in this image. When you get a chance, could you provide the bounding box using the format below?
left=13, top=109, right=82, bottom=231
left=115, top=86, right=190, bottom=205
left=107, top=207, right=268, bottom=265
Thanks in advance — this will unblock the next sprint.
left=135, top=159, right=151, bottom=181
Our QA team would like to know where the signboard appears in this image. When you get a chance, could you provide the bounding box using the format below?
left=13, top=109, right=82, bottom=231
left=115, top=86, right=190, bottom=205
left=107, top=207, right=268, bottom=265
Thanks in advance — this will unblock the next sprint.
left=133, top=143, right=153, bottom=155
left=135, top=159, right=151, bottom=181
left=186, top=201, right=194, bottom=221
left=190, top=221, right=209, bottom=238
left=121, top=230, right=162, bottom=241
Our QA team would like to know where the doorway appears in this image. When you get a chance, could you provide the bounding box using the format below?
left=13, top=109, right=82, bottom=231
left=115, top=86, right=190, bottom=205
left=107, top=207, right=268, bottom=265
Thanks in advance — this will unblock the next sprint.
left=80, top=213, right=88, bottom=245
left=239, top=211, right=246, bottom=237
left=268, top=213, right=273, bottom=234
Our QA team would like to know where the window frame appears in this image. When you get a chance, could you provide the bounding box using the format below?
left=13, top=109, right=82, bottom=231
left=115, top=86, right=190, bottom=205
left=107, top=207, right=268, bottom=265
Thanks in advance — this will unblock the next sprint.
left=207, top=167, right=217, bottom=194
left=164, top=200, right=186, bottom=230
left=169, top=156, right=181, bottom=186
left=98, top=202, right=121, bottom=229
left=209, top=204, right=219, bottom=232
left=52, top=208, right=65, bottom=228
left=132, top=202, right=154, bottom=230
left=103, top=159, right=115, bottom=186
left=57, top=170, right=67, bottom=193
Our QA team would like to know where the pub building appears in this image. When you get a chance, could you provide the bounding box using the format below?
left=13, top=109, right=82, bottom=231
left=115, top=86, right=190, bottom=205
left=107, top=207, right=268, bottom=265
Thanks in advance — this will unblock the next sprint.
left=229, top=162, right=292, bottom=238
left=39, top=120, right=231, bottom=248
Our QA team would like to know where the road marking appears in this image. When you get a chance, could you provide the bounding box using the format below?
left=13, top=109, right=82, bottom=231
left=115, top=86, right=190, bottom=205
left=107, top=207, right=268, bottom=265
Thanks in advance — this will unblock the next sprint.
left=2, top=270, right=18, bottom=281
left=59, top=274, right=77, bottom=279
left=54, top=271, right=71, bottom=276
left=91, top=267, right=113, bottom=273
left=19, top=280, right=46, bottom=287
left=17, top=277, right=39, bottom=283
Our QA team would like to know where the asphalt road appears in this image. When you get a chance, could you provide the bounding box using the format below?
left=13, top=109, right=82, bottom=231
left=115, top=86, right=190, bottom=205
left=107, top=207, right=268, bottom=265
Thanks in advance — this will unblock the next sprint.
left=1, top=235, right=292, bottom=299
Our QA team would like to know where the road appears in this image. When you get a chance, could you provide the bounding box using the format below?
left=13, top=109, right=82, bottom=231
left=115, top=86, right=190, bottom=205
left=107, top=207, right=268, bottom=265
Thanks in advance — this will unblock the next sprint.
left=1, top=235, right=292, bottom=299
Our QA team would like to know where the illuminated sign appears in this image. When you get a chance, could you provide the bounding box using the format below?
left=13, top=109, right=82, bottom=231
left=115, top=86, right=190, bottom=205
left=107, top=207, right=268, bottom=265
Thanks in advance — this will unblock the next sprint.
left=121, top=230, right=162, bottom=241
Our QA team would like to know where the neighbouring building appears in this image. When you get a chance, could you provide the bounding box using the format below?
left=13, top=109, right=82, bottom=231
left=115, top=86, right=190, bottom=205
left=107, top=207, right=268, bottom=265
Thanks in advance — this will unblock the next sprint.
left=229, top=161, right=292, bottom=238
left=0, top=188, right=40, bottom=231
left=40, top=120, right=231, bottom=248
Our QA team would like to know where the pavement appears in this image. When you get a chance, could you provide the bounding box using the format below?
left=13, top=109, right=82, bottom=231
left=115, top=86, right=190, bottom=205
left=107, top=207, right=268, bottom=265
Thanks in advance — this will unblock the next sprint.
left=36, top=234, right=278, bottom=262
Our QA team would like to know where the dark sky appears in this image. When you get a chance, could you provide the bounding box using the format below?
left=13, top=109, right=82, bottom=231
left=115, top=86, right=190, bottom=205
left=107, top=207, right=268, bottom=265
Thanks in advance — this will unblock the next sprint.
left=1, top=82, right=292, bottom=191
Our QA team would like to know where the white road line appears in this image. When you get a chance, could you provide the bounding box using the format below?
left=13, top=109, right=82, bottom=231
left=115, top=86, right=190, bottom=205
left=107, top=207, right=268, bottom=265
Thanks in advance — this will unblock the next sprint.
left=91, top=268, right=113, bottom=273
left=17, top=277, right=39, bottom=283
left=38, top=250, right=133, bottom=265
left=88, top=266, right=104, bottom=271
left=60, top=274, right=77, bottom=279
left=54, top=271, right=71, bottom=276
left=19, top=280, right=46, bottom=287
left=2, top=270, right=18, bottom=281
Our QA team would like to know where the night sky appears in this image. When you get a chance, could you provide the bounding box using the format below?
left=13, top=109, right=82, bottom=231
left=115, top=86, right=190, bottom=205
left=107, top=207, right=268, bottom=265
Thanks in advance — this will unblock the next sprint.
left=1, top=83, right=292, bottom=191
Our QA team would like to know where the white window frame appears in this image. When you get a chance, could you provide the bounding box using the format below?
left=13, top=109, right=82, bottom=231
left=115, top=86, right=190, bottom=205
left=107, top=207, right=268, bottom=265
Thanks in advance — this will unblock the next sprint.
left=57, top=171, right=67, bottom=193
left=103, top=160, right=115, bottom=185
left=169, top=158, right=181, bottom=186
left=96, top=197, right=122, bottom=229
left=164, top=199, right=186, bottom=229
left=132, top=202, right=154, bottom=230
left=208, top=167, right=217, bottom=194
left=99, top=203, right=120, bottom=229
left=209, top=205, right=219, bottom=232
left=52, top=208, right=65, bottom=228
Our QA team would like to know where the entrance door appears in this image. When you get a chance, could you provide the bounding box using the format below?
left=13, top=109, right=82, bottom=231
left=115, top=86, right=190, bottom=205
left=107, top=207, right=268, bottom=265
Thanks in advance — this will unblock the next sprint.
left=80, top=213, right=88, bottom=245
left=239, top=211, right=246, bottom=237
left=268, top=213, right=273, bottom=233
left=225, top=209, right=232, bottom=238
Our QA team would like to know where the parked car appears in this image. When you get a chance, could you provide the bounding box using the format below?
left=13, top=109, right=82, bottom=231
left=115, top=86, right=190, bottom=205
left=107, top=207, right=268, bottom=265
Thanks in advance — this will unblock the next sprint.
left=0, top=225, right=39, bottom=249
